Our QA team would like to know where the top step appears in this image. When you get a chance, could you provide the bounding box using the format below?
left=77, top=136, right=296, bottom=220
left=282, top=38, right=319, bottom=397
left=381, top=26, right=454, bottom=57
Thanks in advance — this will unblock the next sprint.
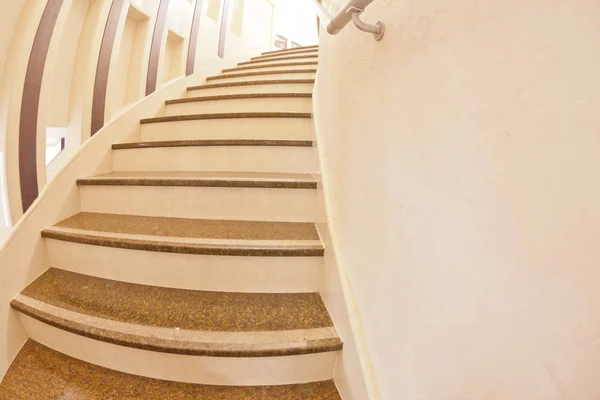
left=262, top=45, right=318, bottom=56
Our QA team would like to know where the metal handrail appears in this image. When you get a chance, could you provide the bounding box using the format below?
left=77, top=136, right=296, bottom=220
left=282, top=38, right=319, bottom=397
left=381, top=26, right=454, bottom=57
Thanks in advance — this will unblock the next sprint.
left=326, top=0, right=384, bottom=41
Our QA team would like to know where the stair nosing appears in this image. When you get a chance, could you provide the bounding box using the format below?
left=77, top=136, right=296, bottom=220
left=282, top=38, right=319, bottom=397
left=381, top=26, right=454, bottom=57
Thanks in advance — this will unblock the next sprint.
left=165, top=93, right=312, bottom=105
left=239, top=54, right=319, bottom=66
left=76, top=174, right=317, bottom=189
left=113, top=139, right=313, bottom=150
left=262, top=45, right=318, bottom=56
left=206, top=69, right=317, bottom=81
left=41, top=228, right=325, bottom=256
left=140, top=112, right=312, bottom=124
left=187, top=79, right=315, bottom=90
left=11, top=296, right=342, bottom=357
left=222, top=61, right=318, bottom=73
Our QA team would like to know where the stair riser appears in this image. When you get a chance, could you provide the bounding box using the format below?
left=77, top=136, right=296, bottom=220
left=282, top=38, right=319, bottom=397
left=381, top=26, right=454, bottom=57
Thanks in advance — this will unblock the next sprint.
left=207, top=72, right=316, bottom=84
left=113, top=146, right=317, bottom=174
left=79, top=185, right=318, bottom=222
left=222, top=65, right=317, bottom=74
left=165, top=97, right=312, bottom=115
left=17, top=314, right=339, bottom=386
left=44, top=239, right=322, bottom=293
left=141, top=118, right=313, bottom=141
left=186, top=83, right=314, bottom=96
left=240, top=56, right=318, bottom=66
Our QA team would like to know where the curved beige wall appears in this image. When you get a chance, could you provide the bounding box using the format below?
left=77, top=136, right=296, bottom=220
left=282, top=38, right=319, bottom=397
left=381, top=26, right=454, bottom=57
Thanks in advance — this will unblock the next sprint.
left=314, top=1, right=600, bottom=399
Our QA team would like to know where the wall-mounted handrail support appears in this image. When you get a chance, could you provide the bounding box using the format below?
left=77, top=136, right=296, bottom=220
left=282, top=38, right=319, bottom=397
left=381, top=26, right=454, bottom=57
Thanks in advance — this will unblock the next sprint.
left=326, top=0, right=384, bottom=41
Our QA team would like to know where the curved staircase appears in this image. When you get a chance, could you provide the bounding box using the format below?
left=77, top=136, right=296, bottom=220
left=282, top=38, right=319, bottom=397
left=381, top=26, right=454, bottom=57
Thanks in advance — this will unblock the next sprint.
left=0, top=45, right=344, bottom=399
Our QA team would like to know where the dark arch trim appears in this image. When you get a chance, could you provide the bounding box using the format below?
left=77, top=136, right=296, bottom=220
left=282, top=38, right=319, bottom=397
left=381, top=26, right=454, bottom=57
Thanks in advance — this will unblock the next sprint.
left=146, top=0, right=171, bottom=95
left=19, top=0, right=65, bottom=212
left=186, top=0, right=204, bottom=75
left=217, top=0, right=232, bottom=58
left=91, top=0, right=126, bottom=136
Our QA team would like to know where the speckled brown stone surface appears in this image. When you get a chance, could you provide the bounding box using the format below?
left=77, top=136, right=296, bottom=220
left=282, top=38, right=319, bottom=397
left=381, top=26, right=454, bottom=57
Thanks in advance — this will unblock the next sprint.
left=140, top=111, right=311, bottom=124
left=262, top=44, right=318, bottom=55
left=222, top=61, right=318, bottom=73
left=188, top=79, right=315, bottom=90
left=12, top=298, right=342, bottom=357
left=206, top=69, right=317, bottom=81
left=165, top=93, right=312, bottom=105
left=252, top=49, right=318, bottom=61
left=0, top=340, right=342, bottom=399
left=239, top=54, right=319, bottom=65
left=54, top=212, right=320, bottom=240
left=113, top=139, right=313, bottom=149
left=76, top=171, right=318, bottom=189
left=19, top=269, right=334, bottom=332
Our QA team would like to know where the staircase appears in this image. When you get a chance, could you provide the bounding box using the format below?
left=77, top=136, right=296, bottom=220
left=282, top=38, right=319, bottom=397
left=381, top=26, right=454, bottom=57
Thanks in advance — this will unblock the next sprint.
left=0, top=45, right=344, bottom=399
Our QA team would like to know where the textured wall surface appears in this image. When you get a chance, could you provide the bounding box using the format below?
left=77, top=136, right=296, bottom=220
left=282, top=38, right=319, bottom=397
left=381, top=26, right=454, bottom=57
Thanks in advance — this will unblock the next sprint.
left=314, top=1, right=600, bottom=398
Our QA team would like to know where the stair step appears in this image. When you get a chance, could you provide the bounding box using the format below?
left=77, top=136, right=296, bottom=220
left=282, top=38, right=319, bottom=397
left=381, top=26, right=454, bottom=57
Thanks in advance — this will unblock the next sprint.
left=113, top=138, right=313, bottom=149
left=239, top=54, right=318, bottom=66
left=42, top=213, right=323, bottom=292
left=207, top=70, right=317, bottom=81
left=42, top=212, right=323, bottom=256
left=188, top=79, right=315, bottom=91
left=164, top=93, right=313, bottom=114
left=0, top=340, right=341, bottom=399
left=77, top=170, right=317, bottom=189
left=76, top=172, right=318, bottom=221
left=12, top=268, right=341, bottom=357
left=111, top=139, right=317, bottom=174
left=222, top=61, right=318, bottom=73
left=262, top=44, right=318, bottom=55
left=139, top=111, right=314, bottom=142
left=253, top=48, right=318, bottom=61
left=141, top=111, right=311, bottom=125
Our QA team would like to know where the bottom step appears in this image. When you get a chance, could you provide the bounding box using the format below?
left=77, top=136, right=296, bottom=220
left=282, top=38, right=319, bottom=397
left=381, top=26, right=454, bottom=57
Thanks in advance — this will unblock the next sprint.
left=0, top=340, right=342, bottom=399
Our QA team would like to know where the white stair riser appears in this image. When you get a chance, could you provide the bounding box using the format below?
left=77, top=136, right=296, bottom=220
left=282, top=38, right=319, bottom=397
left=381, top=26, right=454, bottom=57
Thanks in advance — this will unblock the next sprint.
left=206, top=72, right=316, bottom=84
left=165, top=97, right=312, bottom=115
left=113, top=146, right=317, bottom=174
left=185, top=83, right=314, bottom=96
left=44, top=239, right=322, bottom=293
left=79, top=185, right=318, bottom=222
left=18, top=314, right=338, bottom=386
left=222, top=65, right=317, bottom=74
left=141, top=118, right=313, bottom=141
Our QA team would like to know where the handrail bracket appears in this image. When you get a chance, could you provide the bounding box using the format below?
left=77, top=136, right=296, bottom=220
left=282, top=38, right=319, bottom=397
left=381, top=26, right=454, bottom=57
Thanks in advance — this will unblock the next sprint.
left=326, top=1, right=385, bottom=41
left=350, top=8, right=384, bottom=41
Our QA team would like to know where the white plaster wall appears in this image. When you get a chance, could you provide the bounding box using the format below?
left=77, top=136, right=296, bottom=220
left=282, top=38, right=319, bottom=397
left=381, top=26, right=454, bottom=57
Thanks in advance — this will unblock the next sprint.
left=314, top=1, right=600, bottom=399
left=0, top=0, right=27, bottom=91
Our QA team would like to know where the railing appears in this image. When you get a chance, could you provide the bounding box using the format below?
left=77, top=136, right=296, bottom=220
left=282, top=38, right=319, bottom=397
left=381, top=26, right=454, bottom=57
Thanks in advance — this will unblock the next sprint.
left=309, top=0, right=385, bottom=41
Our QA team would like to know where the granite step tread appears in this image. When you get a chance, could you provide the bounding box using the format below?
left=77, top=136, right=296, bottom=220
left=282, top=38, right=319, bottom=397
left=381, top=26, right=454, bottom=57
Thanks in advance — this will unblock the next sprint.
left=0, top=340, right=342, bottom=399
left=11, top=269, right=342, bottom=357
left=140, top=111, right=312, bottom=124
left=165, top=93, right=312, bottom=105
left=222, top=61, right=318, bottom=73
left=206, top=69, right=317, bottom=81
left=113, top=139, right=314, bottom=149
left=76, top=171, right=318, bottom=189
left=239, top=54, right=319, bottom=66
left=262, top=45, right=319, bottom=55
left=253, top=49, right=318, bottom=61
left=188, top=79, right=315, bottom=90
left=42, top=212, right=325, bottom=256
